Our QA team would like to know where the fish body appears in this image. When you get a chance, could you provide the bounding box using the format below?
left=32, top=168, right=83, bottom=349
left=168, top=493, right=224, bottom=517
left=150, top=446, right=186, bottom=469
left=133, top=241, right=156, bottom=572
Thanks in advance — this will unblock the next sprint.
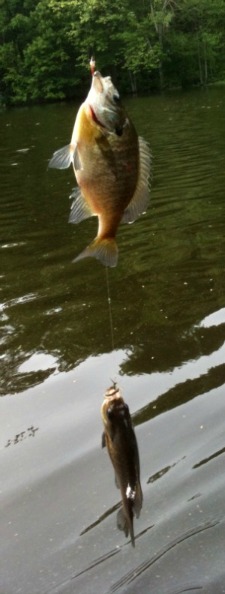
left=49, top=71, right=151, bottom=267
left=101, top=385, right=143, bottom=547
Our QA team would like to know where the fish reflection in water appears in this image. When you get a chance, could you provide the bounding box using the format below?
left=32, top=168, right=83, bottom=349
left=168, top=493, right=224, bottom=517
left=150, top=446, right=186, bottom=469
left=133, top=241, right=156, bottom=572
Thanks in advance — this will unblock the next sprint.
left=101, top=384, right=143, bottom=547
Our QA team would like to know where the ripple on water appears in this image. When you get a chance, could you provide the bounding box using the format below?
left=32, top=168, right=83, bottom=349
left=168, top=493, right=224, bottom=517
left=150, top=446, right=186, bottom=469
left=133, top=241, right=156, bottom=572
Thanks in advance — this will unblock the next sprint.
left=1, top=89, right=225, bottom=593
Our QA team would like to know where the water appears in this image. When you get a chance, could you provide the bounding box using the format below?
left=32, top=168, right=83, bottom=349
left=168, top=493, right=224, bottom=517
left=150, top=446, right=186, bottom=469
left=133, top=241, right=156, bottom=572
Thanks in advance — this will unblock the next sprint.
left=1, top=88, right=225, bottom=593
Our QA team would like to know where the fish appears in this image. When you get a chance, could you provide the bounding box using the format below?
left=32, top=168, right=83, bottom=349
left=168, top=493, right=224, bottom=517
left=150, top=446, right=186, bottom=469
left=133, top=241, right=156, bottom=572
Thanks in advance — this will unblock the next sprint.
left=49, top=70, right=151, bottom=267
left=101, top=384, right=143, bottom=547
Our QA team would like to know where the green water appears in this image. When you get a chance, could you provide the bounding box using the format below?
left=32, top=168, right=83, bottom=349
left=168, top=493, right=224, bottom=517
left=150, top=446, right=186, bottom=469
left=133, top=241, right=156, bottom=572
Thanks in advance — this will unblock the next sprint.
left=1, top=88, right=225, bottom=593
left=1, top=91, right=225, bottom=395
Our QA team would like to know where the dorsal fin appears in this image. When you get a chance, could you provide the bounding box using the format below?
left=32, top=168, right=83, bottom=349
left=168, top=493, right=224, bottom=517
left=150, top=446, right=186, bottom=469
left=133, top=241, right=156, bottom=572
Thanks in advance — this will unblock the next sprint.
left=121, top=137, right=151, bottom=224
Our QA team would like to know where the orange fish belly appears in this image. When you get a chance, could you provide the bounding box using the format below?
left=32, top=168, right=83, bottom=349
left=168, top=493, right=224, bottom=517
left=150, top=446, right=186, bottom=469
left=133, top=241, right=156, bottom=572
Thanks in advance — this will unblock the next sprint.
left=74, top=104, right=139, bottom=239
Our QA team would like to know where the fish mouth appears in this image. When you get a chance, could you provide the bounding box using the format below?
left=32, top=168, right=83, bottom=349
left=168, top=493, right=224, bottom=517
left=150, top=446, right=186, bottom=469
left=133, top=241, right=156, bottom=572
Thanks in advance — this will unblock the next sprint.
left=104, top=384, right=121, bottom=400
left=92, top=70, right=104, bottom=92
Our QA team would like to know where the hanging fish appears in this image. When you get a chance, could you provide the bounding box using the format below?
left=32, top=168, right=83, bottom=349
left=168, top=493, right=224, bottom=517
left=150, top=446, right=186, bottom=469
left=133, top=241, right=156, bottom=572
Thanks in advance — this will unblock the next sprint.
left=49, top=69, right=151, bottom=267
left=101, top=384, right=143, bottom=547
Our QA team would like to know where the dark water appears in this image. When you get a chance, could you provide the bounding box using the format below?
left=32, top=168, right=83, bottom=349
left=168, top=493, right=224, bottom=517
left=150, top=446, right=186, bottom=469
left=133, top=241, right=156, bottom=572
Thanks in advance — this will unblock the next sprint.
left=1, top=88, right=225, bottom=593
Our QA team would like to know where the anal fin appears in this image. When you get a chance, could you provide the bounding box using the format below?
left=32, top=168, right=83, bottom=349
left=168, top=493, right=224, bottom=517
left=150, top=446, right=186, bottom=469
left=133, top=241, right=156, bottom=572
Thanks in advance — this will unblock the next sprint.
left=69, top=188, right=93, bottom=224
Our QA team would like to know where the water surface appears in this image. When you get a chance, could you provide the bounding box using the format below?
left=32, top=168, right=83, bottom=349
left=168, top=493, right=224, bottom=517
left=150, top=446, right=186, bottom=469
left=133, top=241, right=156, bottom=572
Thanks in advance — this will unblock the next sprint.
left=1, top=88, right=225, bottom=593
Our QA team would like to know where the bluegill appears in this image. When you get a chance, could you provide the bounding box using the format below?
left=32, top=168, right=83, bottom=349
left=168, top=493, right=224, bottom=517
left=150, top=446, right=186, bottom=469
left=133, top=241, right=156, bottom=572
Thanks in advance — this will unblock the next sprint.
left=49, top=71, right=151, bottom=267
left=101, top=385, right=143, bottom=547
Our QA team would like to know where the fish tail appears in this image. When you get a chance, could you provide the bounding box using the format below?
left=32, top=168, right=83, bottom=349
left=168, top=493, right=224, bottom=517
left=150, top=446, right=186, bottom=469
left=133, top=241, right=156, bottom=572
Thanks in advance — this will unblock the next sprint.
left=129, top=517, right=135, bottom=548
left=117, top=505, right=135, bottom=548
left=73, top=238, right=118, bottom=268
left=126, top=499, right=135, bottom=548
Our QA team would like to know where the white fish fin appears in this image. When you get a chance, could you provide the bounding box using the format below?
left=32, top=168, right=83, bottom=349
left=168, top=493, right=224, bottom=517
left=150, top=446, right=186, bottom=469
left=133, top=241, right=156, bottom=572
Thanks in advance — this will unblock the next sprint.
left=69, top=188, right=93, bottom=224
left=49, top=143, right=80, bottom=170
left=121, top=137, right=151, bottom=224
left=126, top=484, right=136, bottom=501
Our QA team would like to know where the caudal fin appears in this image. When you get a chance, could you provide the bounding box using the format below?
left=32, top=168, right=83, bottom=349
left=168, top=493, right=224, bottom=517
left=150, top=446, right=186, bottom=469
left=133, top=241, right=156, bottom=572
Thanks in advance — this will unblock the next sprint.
left=73, top=238, right=118, bottom=267
left=117, top=505, right=135, bottom=548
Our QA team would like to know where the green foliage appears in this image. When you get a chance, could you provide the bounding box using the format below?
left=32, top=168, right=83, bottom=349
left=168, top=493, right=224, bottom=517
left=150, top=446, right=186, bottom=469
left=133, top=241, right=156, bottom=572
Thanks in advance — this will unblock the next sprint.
left=0, top=0, right=225, bottom=104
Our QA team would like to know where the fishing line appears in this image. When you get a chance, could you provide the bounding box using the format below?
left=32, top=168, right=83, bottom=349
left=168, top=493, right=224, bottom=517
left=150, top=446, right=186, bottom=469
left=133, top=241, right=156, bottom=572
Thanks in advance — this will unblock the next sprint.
left=105, top=266, right=115, bottom=351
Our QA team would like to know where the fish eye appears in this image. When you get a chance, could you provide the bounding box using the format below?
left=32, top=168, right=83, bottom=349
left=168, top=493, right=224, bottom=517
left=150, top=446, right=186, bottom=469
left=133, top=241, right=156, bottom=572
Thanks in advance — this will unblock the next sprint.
left=115, top=126, right=123, bottom=137
left=113, top=93, right=120, bottom=104
left=123, top=403, right=129, bottom=414
left=107, top=407, right=113, bottom=419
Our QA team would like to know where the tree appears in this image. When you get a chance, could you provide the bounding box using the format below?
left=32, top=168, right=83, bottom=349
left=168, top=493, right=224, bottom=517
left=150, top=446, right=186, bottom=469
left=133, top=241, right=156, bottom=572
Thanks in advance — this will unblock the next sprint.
left=170, top=0, right=225, bottom=87
left=1, top=0, right=225, bottom=104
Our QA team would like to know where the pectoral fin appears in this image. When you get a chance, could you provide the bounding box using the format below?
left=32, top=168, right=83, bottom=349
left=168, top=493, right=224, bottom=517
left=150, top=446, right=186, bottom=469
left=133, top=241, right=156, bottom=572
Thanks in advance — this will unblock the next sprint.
left=102, top=432, right=106, bottom=448
left=49, top=143, right=81, bottom=170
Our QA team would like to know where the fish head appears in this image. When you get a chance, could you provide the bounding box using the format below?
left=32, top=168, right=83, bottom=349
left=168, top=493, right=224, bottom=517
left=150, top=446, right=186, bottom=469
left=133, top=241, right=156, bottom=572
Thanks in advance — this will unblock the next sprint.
left=101, top=386, right=131, bottom=432
left=86, top=71, right=127, bottom=136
